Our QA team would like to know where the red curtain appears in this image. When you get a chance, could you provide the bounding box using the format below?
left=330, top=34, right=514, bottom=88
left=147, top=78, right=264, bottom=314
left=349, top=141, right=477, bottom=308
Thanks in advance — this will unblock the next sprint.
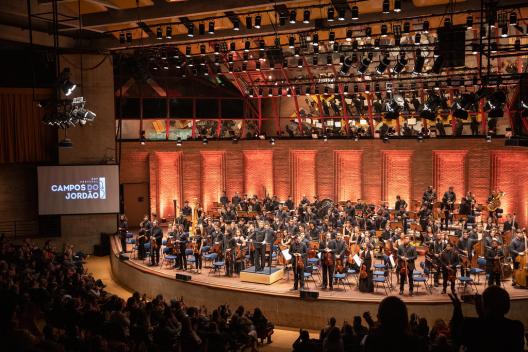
left=0, top=88, right=57, bottom=163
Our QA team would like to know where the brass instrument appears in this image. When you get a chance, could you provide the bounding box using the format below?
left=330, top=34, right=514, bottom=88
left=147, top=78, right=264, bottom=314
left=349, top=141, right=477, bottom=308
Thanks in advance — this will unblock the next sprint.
left=487, top=191, right=505, bottom=212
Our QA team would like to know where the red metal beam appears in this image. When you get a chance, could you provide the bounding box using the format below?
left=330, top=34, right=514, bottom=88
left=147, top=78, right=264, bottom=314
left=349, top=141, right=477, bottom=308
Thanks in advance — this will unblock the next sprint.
left=280, top=67, right=304, bottom=135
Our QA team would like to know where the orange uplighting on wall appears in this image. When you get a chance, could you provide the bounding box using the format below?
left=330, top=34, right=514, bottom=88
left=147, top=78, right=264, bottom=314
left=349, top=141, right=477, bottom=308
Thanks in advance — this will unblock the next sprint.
left=155, top=152, right=183, bottom=220
left=201, top=151, right=226, bottom=211
left=433, top=150, right=468, bottom=200
left=243, top=150, right=273, bottom=198
left=491, top=151, right=528, bottom=225
left=334, top=150, right=363, bottom=202
left=382, top=150, right=413, bottom=206
left=290, top=150, right=317, bottom=204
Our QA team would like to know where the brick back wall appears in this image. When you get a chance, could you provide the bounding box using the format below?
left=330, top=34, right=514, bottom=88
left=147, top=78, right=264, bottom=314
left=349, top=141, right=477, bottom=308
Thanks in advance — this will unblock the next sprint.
left=119, top=139, right=528, bottom=226
left=243, top=150, right=273, bottom=198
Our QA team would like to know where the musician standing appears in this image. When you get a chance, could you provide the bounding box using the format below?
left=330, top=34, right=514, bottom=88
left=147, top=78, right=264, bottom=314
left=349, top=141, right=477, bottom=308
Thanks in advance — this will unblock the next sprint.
left=487, top=190, right=500, bottom=225
left=440, top=242, right=459, bottom=294
left=319, top=233, right=335, bottom=290
left=193, top=229, right=204, bottom=274
left=181, top=201, right=192, bottom=216
left=223, top=231, right=237, bottom=276
left=422, top=186, right=436, bottom=210
left=457, top=231, right=476, bottom=277
left=486, top=239, right=504, bottom=286
left=441, top=186, right=456, bottom=230
left=428, top=233, right=447, bottom=287
left=503, top=214, right=519, bottom=232
left=176, top=230, right=188, bottom=270
left=394, top=195, right=408, bottom=234
left=397, top=235, right=417, bottom=296
left=138, top=214, right=152, bottom=260
left=289, top=235, right=307, bottom=291
left=510, top=231, right=526, bottom=287
left=150, top=220, right=163, bottom=266
left=248, top=221, right=266, bottom=271
left=118, top=214, right=128, bottom=253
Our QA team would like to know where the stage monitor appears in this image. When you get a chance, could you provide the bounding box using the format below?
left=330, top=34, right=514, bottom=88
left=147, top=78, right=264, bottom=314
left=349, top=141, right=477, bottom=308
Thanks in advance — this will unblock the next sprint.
left=38, top=165, right=119, bottom=215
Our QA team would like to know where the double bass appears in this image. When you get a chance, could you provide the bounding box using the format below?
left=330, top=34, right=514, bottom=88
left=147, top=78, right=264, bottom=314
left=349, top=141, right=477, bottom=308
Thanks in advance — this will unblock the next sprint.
left=513, top=232, right=528, bottom=288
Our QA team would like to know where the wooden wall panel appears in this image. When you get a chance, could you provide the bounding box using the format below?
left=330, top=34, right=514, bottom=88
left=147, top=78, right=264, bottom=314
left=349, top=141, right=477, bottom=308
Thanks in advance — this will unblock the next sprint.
left=334, top=150, right=363, bottom=202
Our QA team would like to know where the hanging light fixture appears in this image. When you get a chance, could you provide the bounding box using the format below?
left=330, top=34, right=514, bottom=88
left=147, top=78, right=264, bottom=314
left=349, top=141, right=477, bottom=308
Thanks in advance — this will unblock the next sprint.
left=255, top=15, right=261, bottom=29
left=394, top=0, right=401, bottom=13
left=466, top=15, right=473, bottom=29
left=376, top=54, right=390, bottom=74
left=327, top=7, right=335, bottom=21
left=303, top=10, right=310, bottom=23
left=382, top=0, right=390, bottom=14
left=245, top=15, right=252, bottom=30
left=208, top=21, right=215, bottom=34
left=156, top=26, right=163, bottom=40
left=233, top=19, right=240, bottom=31
left=187, top=23, right=194, bottom=37
left=337, top=7, right=345, bottom=21
left=289, top=10, right=296, bottom=24
left=392, top=52, right=407, bottom=74
left=351, top=5, right=359, bottom=20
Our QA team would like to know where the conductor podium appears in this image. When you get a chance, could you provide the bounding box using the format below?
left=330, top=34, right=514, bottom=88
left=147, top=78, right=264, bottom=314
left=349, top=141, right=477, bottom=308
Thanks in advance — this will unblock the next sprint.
left=240, top=266, right=284, bottom=285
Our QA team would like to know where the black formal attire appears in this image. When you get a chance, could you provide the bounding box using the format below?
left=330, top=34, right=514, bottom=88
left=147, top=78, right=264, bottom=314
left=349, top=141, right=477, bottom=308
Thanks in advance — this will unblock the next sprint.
left=422, top=190, right=436, bottom=210
left=138, top=220, right=152, bottom=260
left=285, top=199, right=294, bottom=210
left=485, top=247, right=504, bottom=286
left=395, top=199, right=408, bottom=233
left=428, top=240, right=446, bottom=285
left=397, top=244, right=417, bottom=294
left=194, top=235, right=203, bottom=270
left=457, top=237, right=476, bottom=276
left=503, top=220, right=519, bottom=232
left=440, top=249, right=459, bottom=293
left=289, top=241, right=307, bottom=290
left=248, top=228, right=266, bottom=271
left=359, top=248, right=374, bottom=293
left=176, top=232, right=188, bottom=270
left=264, top=228, right=276, bottom=267
left=441, top=191, right=456, bottom=230
left=119, top=219, right=128, bottom=253
left=150, top=225, right=163, bottom=266
left=319, top=239, right=335, bottom=289
left=181, top=205, right=192, bottom=216
left=220, top=195, right=228, bottom=206
left=510, top=237, right=526, bottom=271
left=223, top=235, right=237, bottom=276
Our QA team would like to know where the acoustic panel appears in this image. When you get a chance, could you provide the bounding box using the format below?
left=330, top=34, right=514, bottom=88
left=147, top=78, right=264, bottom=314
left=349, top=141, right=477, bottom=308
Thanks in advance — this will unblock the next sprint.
left=334, top=150, right=363, bottom=202
left=201, top=151, right=226, bottom=211
left=290, top=150, right=317, bottom=204
left=382, top=150, right=413, bottom=206
left=433, top=150, right=468, bottom=199
left=243, top=150, right=273, bottom=198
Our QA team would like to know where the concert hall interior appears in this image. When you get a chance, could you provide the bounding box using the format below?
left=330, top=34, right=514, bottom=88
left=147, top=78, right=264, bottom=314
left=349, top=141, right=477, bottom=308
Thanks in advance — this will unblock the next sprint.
left=2, top=0, right=528, bottom=351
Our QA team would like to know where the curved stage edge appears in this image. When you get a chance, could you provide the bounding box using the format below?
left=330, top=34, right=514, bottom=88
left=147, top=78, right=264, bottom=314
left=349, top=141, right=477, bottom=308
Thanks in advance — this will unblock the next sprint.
left=109, top=237, right=528, bottom=330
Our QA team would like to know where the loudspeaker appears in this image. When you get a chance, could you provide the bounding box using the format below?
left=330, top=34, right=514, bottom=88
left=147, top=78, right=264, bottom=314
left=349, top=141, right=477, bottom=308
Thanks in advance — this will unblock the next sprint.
left=300, top=290, right=319, bottom=300
left=437, top=25, right=466, bottom=68
left=176, top=273, right=192, bottom=282
left=119, top=253, right=129, bottom=261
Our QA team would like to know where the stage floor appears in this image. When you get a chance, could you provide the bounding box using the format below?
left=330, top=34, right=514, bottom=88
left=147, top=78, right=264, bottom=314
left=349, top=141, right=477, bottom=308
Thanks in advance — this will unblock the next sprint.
left=123, top=253, right=528, bottom=304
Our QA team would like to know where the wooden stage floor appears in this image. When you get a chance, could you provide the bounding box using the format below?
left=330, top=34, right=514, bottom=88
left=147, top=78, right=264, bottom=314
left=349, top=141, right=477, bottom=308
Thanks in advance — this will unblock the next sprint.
left=123, top=253, right=528, bottom=304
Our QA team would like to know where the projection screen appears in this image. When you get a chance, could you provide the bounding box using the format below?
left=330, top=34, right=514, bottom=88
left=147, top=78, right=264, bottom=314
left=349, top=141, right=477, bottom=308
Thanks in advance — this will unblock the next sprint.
left=38, top=165, right=119, bottom=215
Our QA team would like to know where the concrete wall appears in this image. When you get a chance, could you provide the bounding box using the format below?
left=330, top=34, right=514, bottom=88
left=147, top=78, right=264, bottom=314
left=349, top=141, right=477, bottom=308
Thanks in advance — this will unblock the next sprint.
left=58, top=54, right=117, bottom=253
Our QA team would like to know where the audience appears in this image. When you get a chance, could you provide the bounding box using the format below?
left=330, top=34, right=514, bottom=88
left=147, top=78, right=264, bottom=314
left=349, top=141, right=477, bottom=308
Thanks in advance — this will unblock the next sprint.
left=1, top=235, right=525, bottom=352
left=0, top=236, right=273, bottom=352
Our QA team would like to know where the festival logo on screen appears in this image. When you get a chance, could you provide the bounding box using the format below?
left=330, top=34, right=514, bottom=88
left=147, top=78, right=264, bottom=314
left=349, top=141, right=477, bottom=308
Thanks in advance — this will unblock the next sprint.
left=50, top=177, right=106, bottom=200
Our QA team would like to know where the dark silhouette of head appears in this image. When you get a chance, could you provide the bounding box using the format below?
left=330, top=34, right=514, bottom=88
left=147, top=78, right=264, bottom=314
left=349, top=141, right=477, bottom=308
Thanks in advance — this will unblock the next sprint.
left=482, top=285, right=510, bottom=318
left=377, top=296, right=409, bottom=333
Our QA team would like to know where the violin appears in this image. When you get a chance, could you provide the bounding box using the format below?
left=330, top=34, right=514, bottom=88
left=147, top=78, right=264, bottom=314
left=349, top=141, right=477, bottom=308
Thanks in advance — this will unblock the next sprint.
left=323, top=249, right=334, bottom=267
left=359, top=264, right=368, bottom=279
left=293, top=253, right=304, bottom=271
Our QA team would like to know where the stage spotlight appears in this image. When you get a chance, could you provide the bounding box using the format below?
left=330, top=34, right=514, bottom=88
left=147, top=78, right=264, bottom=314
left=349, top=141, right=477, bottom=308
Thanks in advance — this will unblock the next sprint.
left=208, top=21, right=215, bottom=34
left=365, top=27, right=372, bottom=39
left=294, top=47, right=300, bottom=57
left=376, top=54, right=390, bottom=74
left=156, top=26, right=163, bottom=40
left=510, top=12, right=517, bottom=26
left=305, top=87, right=311, bottom=95
left=414, top=33, right=421, bottom=45
left=374, top=38, right=380, bottom=50
left=249, top=88, right=254, bottom=97
left=340, top=56, right=354, bottom=75
left=420, top=92, right=441, bottom=120
left=287, top=88, right=292, bottom=97
left=165, top=25, right=172, bottom=39
left=343, top=85, right=349, bottom=95
left=394, top=0, right=401, bottom=12
left=417, top=133, right=424, bottom=142
left=303, top=10, right=310, bottom=23
left=259, top=39, right=265, bottom=51
left=233, top=19, right=240, bottom=31
left=125, top=31, right=132, bottom=43
left=333, top=42, right=339, bottom=52
left=351, top=5, right=359, bottom=20
left=323, top=134, right=328, bottom=142
left=176, top=137, right=182, bottom=147
left=381, top=24, right=388, bottom=37
left=326, top=54, right=333, bottom=65
left=202, top=138, right=208, bottom=145
left=270, top=137, right=276, bottom=145
left=245, top=16, right=253, bottom=30
left=466, top=15, right=473, bottom=29
left=297, top=59, right=303, bottom=68
left=501, top=26, right=508, bottom=38
left=59, top=68, right=76, bottom=96
left=289, top=10, right=296, bottom=24
left=244, top=40, right=251, bottom=52
left=337, top=7, right=345, bottom=21
left=324, top=86, right=329, bottom=95
left=187, top=23, right=194, bottom=37
left=253, top=15, right=261, bottom=28
left=383, top=0, right=390, bottom=14
left=431, top=55, right=444, bottom=74
left=392, top=52, right=407, bottom=74
left=258, top=88, right=263, bottom=96
left=422, top=21, right=429, bottom=33
left=403, top=22, right=410, bottom=33
left=486, top=134, right=492, bottom=143
left=312, top=33, right=319, bottom=46
left=327, top=7, right=335, bottom=21
left=486, top=90, right=506, bottom=118
left=119, top=31, right=125, bottom=44
left=328, top=31, right=336, bottom=44
left=140, top=130, right=146, bottom=145
left=413, top=49, right=424, bottom=75
left=357, top=53, right=372, bottom=75
left=312, top=55, right=318, bottom=66
left=346, top=29, right=352, bottom=42
left=288, top=36, right=295, bottom=48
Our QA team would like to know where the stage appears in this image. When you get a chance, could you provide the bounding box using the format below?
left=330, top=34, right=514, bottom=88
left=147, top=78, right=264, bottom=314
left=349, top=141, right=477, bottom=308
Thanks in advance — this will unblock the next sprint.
left=109, top=236, right=528, bottom=329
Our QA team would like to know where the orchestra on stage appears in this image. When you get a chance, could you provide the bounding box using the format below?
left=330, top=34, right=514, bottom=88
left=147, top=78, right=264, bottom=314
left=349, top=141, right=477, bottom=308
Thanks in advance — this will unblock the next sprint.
left=119, top=186, right=528, bottom=296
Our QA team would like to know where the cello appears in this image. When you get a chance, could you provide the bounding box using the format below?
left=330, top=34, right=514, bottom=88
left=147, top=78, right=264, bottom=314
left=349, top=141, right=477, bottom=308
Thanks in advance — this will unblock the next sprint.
left=513, top=231, right=528, bottom=288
